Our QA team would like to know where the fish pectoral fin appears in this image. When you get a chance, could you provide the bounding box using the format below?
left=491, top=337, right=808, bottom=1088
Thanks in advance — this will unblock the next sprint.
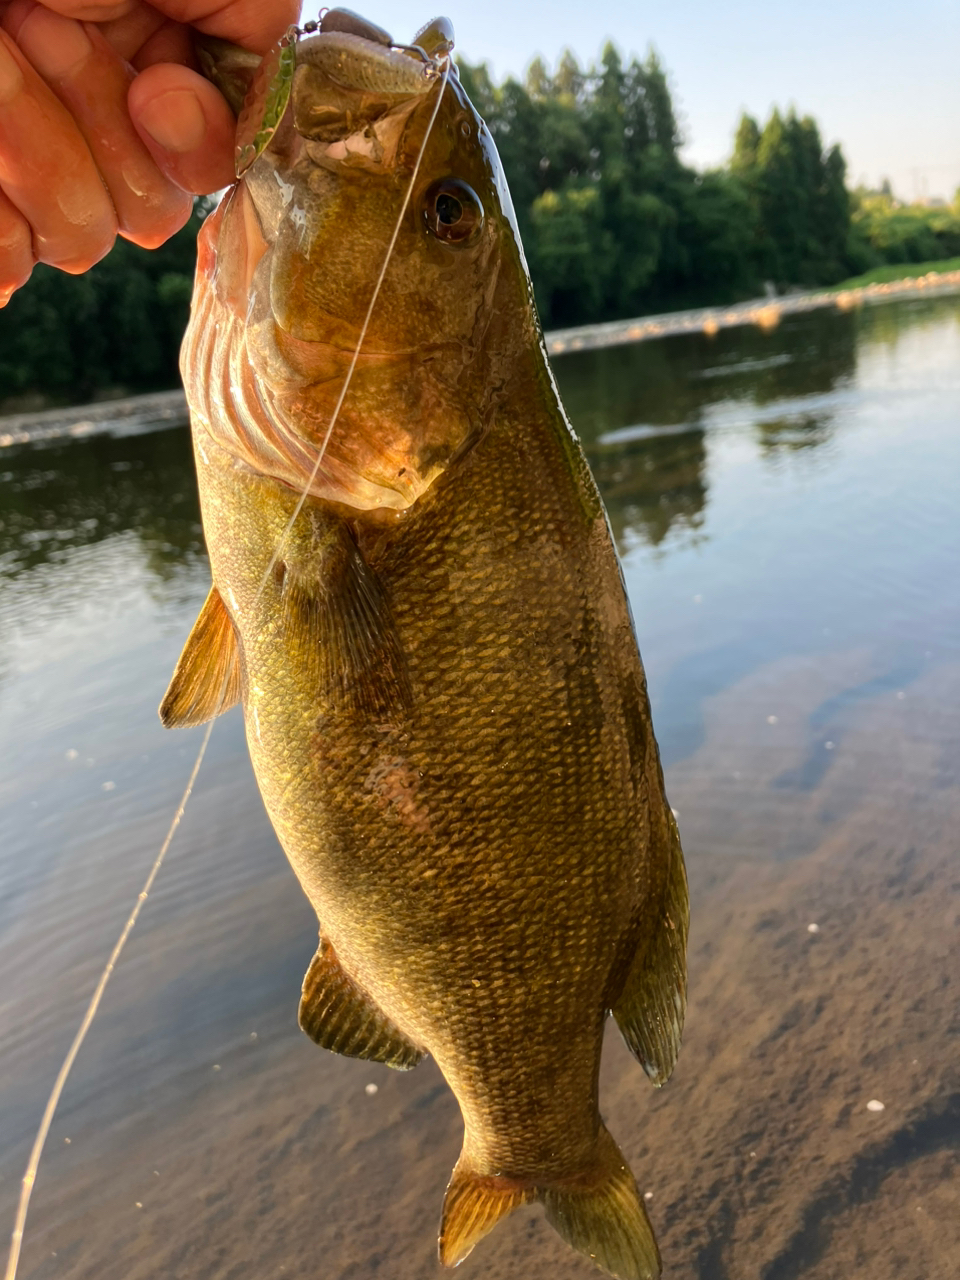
left=539, top=1125, right=661, bottom=1280
left=438, top=1160, right=533, bottom=1267
left=159, top=585, right=242, bottom=728
left=299, top=937, right=424, bottom=1071
left=281, top=522, right=411, bottom=718
left=612, top=823, right=689, bottom=1086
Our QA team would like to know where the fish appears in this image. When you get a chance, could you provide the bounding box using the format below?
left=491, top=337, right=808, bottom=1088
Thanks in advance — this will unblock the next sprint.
left=161, top=10, right=688, bottom=1279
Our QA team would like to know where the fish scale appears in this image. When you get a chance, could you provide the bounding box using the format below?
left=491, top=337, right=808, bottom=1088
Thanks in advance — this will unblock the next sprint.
left=164, top=12, right=688, bottom=1278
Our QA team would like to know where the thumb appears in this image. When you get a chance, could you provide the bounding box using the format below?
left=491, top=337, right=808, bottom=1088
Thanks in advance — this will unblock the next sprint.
left=129, top=61, right=236, bottom=194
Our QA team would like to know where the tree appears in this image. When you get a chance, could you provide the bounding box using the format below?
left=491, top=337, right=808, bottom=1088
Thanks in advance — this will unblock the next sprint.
left=0, top=208, right=202, bottom=405
left=732, top=108, right=852, bottom=287
left=7, top=46, right=919, bottom=405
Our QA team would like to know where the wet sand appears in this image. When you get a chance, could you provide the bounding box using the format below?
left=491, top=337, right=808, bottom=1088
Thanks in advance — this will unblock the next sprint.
left=4, top=648, right=957, bottom=1280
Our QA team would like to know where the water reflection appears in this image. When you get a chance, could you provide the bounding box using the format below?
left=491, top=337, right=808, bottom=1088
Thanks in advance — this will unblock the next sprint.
left=856, top=291, right=960, bottom=350
left=0, top=425, right=202, bottom=586
left=553, top=304, right=862, bottom=550
left=755, top=410, right=833, bottom=454
left=588, top=427, right=707, bottom=551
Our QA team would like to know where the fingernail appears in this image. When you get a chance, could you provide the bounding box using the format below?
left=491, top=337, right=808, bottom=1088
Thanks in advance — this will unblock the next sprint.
left=0, top=36, right=26, bottom=106
left=18, top=8, right=93, bottom=81
left=136, top=90, right=207, bottom=153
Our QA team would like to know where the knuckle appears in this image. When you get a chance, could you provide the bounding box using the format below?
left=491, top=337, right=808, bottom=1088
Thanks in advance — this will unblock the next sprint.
left=0, top=262, right=34, bottom=305
left=0, top=211, right=33, bottom=300
left=121, top=192, right=193, bottom=250
left=40, top=225, right=117, bottom=273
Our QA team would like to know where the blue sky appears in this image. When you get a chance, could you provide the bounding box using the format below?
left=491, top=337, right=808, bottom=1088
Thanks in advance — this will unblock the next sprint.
left=304, top=1, right=960, bottom=200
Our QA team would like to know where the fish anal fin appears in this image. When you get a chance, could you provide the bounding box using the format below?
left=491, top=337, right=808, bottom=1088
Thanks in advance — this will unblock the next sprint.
left=613, top=824, right=689, bottom=1087
left=159, top=585, right=242, bottom=728
left=540, top=1126, right=661, bottom=1280
left=438, top=1159, right=533, bottom=1268
left=281, top=517, right=411, bottom=718
left=299, top=937, right=423, bottom=1071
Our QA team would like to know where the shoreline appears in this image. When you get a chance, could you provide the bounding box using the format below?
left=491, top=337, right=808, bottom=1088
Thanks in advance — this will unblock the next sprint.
left=2, top=270, right=959, bottom=446
left=544, top=268, right=960, bottom=354
left=0, top=387, right=188, bottom=448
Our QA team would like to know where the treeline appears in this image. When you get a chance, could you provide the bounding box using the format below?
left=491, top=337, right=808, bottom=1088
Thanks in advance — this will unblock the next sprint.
left=459, top=48, right=960, bottom=326
left=0, top=209, right=201, bottom=407
left=850, top=187, right=960, bottom=267
left=2, top=46, right=960, bottom=405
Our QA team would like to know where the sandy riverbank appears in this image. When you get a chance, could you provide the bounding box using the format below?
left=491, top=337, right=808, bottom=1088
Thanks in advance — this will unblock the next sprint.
left=545, top=270, right=960, bottom=355
left=0, top=389, right=187, bottom=448
left=5, top=645, right=957, bottom=1280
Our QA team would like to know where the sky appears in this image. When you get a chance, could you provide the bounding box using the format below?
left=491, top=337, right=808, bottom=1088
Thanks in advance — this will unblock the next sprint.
left=303, top=0, right=960, bottom=201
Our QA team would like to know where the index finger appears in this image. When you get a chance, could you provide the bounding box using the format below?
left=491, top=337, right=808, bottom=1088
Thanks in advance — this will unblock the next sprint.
left=137, top=0, right=301, bottom=54
left=24, top=2, right=137, bottom=21
left=0, top=28, right=117, bottom=271
left=38, top=2, right=301, bottom=53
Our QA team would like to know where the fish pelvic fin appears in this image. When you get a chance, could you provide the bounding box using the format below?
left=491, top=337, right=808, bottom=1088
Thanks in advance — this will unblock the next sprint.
left=613, top=819, right=689, bottom=1087
left=159, top=585, right=242, bottom=728
left=540, top=1125, right=661, bottom=1280
left=299, top=937, right=424, bottom=1071
left=438, top=1127, right=660, bottom=1280
left=438, top=1158, right=533, bottom=1268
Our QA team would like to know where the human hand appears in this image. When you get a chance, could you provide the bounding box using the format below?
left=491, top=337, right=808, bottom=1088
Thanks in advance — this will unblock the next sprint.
left=0, top=0, right=300, bottom=304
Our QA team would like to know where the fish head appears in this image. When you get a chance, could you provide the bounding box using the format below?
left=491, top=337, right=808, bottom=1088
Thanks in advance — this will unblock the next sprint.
left=186, top=11, right=539, bottom=514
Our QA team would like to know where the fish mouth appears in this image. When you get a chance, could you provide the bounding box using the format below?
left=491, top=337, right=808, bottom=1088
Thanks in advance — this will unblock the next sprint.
left=295, top=30, right=439, bottom=99
left=295, top=9, right=455, bottom=90
left=286, top=13, right=454, bottom=147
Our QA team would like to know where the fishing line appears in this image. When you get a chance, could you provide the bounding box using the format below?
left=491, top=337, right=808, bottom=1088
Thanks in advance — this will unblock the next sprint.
left=4, top=709, right=218, bottom=1280
left=254, top=59, right=451, bottom=605
left=5, top=52, right=450, bottom=1280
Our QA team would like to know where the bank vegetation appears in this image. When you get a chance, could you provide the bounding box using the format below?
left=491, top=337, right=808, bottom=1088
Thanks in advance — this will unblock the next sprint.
left=2, top=47, right=959, bottom=406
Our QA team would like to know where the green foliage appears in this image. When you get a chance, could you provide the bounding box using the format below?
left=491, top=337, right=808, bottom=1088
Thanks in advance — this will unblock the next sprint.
left=0, top=209, right=202, bottom=406
left=462, top=46, right=765, bottom=326
left=848, top=191, right=960, bottom=267
left=730, top=109, right=850, bottom=286
left=828, top=256, right=960, bottom=291
left=1, top=52, right=955, bottom=404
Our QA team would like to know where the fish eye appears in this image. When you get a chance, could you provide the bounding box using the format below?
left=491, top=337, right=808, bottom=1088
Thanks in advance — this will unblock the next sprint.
left=422, top=180, right=483, bottom=245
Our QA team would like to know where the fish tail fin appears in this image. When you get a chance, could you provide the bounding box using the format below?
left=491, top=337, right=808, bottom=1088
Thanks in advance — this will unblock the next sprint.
left=438, top=1127, right=659, bottom=1280
left=438, top=1156, right=533, bottom=1267
left=538, top=1124, right=661, bottom=1280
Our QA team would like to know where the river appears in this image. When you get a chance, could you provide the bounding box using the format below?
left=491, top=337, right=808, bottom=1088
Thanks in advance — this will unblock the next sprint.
left=1, top=293, right=957, bottom=1279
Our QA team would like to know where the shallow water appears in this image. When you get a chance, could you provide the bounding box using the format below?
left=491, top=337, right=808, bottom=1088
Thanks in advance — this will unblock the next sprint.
left=1, top=295, right=957, bottom=1279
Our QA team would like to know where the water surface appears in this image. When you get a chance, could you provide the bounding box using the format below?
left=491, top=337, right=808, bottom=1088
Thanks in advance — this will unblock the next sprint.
left=1, top=295, right=958, bottom=1280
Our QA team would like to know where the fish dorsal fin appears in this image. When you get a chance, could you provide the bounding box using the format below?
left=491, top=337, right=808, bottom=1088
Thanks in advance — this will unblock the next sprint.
left=612, top=822, right=689, bottom=1086
left=159, top=585, right=242, bottom=728
left=299, top=936, right=424, bottom=1071
left=281, top=517, right=411, bottom=718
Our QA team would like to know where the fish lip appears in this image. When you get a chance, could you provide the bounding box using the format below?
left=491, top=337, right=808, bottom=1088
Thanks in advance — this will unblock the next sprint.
left=295, top=30, right=440, bottom=97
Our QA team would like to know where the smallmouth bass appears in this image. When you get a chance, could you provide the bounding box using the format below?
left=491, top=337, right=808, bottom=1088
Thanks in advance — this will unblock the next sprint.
left=163, top=11, right=688, bottom=1278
